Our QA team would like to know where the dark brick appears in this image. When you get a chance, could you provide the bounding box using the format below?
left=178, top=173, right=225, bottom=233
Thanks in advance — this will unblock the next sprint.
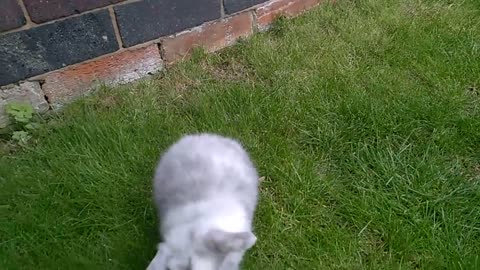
left=115, top=0, right=221, bottom=47
left=224, top=0, right=269, bottom=14
left=0, top=10, right=118, bottom=86
left=24, top=0, right=125, bottom=23
left=0, top=0, right=26, bottom=32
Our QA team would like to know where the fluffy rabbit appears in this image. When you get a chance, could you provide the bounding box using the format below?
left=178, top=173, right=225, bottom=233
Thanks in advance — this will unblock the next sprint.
left=147, top=133, right=259, bottom=270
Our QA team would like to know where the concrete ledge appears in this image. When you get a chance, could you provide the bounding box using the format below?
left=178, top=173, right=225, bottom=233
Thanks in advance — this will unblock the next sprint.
left=0, top=82, right=48, bottom=128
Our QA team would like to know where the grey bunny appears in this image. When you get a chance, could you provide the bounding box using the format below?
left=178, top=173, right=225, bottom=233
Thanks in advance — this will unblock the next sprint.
left=147, top=133, right=259, bottom=270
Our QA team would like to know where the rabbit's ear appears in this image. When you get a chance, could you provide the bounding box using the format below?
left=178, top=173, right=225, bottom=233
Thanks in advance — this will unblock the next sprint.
left=203, top=229, right=256, bottom=253
left=147, top=243, right=170, bottom=270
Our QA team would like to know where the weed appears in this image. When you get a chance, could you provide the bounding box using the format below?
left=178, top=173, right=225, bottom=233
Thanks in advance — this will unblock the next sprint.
left=5, top=102, right=40, bottom=145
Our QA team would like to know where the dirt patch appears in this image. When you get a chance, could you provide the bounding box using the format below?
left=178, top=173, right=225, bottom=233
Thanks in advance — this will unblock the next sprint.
left=200, top=56, right=253, bottom=82
left=473, top=164, right=480, bottom=181
left=467, top=84, right=479, bottom=96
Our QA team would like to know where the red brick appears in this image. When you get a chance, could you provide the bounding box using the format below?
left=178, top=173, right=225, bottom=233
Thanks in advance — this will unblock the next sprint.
left=161, top=12, right=254, bottom=64
left=42, top=44, right=163, bottom=107
left=256, top=0, right=321, bottom=29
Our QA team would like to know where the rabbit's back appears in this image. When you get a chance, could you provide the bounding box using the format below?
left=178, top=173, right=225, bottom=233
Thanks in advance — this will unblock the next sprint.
left=153, top=133, right=258, bottom=217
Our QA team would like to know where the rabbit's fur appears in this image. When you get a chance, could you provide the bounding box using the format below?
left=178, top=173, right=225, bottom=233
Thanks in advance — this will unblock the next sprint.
left=147, top=133, right=259, bottom=270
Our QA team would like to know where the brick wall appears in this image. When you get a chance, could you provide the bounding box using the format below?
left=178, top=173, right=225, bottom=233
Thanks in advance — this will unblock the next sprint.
left=0, top=0, right=325, bottom=127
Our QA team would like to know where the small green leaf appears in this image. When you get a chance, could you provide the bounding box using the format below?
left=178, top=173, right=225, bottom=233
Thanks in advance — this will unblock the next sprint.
left=25, top=123, right=41, bottom=130
left=12, top=131, right=31, bottom=144
left=5, top=102, right=34, bottom=123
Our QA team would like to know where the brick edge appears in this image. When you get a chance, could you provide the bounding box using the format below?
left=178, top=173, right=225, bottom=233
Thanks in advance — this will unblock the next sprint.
left=0, top=0, right=329, bottom=127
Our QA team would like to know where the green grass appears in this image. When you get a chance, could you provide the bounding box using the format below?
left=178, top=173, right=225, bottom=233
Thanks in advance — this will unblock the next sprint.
left=2, top=0, right=480, bottom=269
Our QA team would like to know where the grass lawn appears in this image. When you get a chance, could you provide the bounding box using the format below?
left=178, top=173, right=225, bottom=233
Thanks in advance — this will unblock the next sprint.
left=2, top=0, right=480, bottom=269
